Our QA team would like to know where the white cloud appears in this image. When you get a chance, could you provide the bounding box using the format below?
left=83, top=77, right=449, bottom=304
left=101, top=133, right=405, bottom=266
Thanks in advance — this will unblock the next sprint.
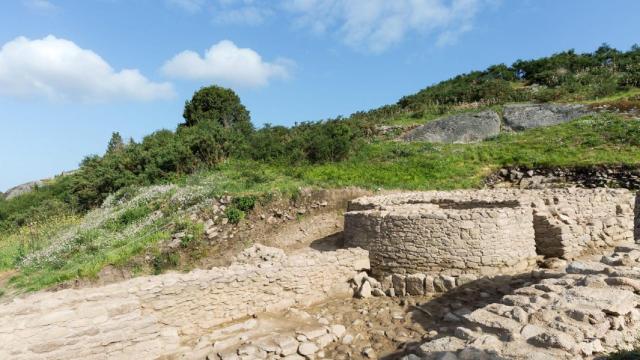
left=184, top=0, right=487, bottom=52
left=0, top=35, right=175, bottom=102
left=166, top=0, right=205, bottom=13
left=164, top=0, right=489, bottom=52
left=282, top=0, right=485, bottom=52
left=213, top=5, right=272, bottom=25
left=162, top=40, right=292, bottom=88
left=23, top=0, right=57, bottom=12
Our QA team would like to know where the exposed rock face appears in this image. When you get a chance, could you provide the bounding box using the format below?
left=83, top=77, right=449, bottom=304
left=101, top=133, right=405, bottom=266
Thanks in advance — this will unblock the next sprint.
left=503, top=103, right=591, bottom=131
left=0, top=245, right=369, bottom=360
left=3, top=180, right=44, bottom=200
left=3, top=171, right=76, bottom=200
left=415, top=244, right=640, bottom=359
left=402, top=110, right=501, bottom=143
left=345, top=189, right=636, bottom=277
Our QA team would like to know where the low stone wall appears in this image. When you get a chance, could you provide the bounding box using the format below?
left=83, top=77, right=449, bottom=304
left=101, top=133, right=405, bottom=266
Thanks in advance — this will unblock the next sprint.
left=345, top=201, right=536, bottom=277
left=531, top=188, right=635, bottom=258
left=0, top=245, right=369, bottom=360
left=486, top=165, right=640, bottom=190
left=635, top=192, right=640, bottom=241
left=345, top=189, right=635, bottom=278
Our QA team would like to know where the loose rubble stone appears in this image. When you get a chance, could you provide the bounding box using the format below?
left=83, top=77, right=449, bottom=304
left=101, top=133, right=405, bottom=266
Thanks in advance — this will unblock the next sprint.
left=298, top=342, right=319, bottom=356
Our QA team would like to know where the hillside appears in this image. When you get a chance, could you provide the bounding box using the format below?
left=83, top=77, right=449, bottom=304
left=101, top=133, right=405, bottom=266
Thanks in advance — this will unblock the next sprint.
left=1, top=45, right=640, bottom=295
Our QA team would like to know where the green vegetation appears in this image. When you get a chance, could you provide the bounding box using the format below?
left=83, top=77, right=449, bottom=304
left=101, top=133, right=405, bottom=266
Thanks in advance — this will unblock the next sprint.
left=1, top=45, right=640, bottom=293
left=224, top=207, right=245, bottom=224
left=399, top=43, right=640, bottom=110
left=182, top=85, right=253, bottom=134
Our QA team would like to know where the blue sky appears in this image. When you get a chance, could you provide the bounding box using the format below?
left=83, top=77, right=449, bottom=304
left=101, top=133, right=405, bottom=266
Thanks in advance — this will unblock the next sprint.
left=1, top=0, right=639, bottom=192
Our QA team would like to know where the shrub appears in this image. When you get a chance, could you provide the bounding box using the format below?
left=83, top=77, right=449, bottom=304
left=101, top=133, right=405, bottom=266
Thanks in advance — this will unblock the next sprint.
left=232, top=196, right=256, bottom=212
left=106, top=132, right=125, bottom=154
left=182, top=85, right=254, bottom=135
left=103, top=205, right=151, bottom=232
left=151, top=251, right=180, bottom=274
left=224, top=206, right=245, bottom=224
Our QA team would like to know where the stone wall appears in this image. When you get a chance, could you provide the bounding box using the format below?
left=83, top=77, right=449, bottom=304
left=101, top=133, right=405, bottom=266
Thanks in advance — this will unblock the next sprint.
left=345, top=201, right=536, bottom=277
left=0, top=245, right=369, bottom=360
left=345, top=189, right=635, bottom=278
left=486, top=165, right=640, bottom=190
left=530, top=188, right=635, bottom=259
left=636, top=192, right=640, bottom=241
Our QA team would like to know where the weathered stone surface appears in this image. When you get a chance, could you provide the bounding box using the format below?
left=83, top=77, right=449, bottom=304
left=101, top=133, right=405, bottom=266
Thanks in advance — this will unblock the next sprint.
left=564, top=286, right=638, bottom=316
left=414, top=246, right=640, bottom=360
left=298, top=341, right=318, bottom=356
left=406, top=274, right=426, bottom=295
left=503, top=103, right=591, bottom=131
left=402, top=110, right=501, bottom=143
left=345, top=188, right=635, bottom=277
left=357, top=281, right=373, bottom=298
left=392, top=274, right=407, bottom=296
left=0, top=245, right=369, bottom=360
left=529, top=331, right=576, bottom=352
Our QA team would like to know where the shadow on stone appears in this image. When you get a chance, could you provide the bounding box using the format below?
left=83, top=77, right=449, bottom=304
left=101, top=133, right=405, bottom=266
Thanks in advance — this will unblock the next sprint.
left=309, top=231, right=345, bottom=252
left=379, top=271, right=552, bottom=360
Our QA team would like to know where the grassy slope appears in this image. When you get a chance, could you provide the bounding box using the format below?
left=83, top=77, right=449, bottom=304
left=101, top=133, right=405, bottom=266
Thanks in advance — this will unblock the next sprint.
left=293, top=113, right=640, bottom=189
left=1, top=111, right=639, bottom=294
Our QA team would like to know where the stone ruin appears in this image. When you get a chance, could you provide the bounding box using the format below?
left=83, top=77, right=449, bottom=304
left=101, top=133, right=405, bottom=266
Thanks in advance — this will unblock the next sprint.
left=1, top=188, right=639, bottom=360
left=342, top=188, right=640, bottom=359
left=344, top=188, right=636, bottom=295
left=0, top=246, right=369, bottom=360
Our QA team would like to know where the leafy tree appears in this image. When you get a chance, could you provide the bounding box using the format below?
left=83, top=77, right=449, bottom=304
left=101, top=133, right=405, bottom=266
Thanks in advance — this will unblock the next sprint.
left=182, top=86, right=254, bottom=134
left=106, top=132, right=125, bottom=154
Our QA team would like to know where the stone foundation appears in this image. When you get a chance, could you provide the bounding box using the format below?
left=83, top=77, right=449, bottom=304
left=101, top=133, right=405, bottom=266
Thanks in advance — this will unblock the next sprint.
left=345, top=200, right=536, bottom=277
left=0, top=245, right=369, bottom=360
left=345, top=189, right=636, bottom=278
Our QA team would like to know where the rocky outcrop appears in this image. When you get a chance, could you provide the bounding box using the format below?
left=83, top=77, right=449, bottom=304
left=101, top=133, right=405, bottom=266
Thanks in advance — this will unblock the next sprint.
left=414, top=244, right=640, bottom=359
left=3, top=180, right=44, bottom=200
left=3, top=171, right=76, bottom=200
left=503, top=103, right=591, bottom=131
left=402, top=110, right=501, bottom=143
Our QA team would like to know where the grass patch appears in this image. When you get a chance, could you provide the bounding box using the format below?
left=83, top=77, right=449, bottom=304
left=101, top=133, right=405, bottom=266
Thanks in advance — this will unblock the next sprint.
left=293, top=113, right=640, bottom=190
left=8, top=223, right=170, bottom=292
left=0, top=215, right=81, bottom=271
left=102, top=204, right=152, bottom=232
left=178, top=113, right=640, bottom=194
